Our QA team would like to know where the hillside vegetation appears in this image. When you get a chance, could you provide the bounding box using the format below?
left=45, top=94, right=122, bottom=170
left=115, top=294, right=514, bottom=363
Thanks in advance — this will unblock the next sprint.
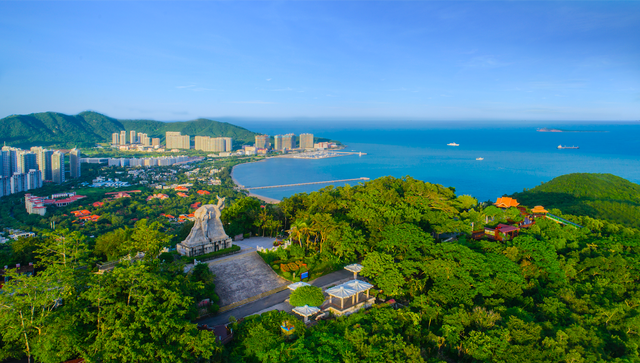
left=0, top=111, right=257, bottom=148
left=512, top=173, right=640, bottom=228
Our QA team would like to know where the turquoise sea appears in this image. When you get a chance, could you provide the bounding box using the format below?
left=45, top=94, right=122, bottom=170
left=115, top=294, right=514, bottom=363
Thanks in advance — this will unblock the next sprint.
left=229, top=121, right=640, bottom=202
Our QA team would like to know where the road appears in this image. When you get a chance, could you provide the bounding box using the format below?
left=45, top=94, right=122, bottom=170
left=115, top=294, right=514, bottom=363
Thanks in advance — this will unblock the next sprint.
left=196, top=269, right=353, bottom=326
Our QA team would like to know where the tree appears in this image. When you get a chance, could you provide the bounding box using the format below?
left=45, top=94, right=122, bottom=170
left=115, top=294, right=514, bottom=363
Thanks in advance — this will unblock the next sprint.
left=289, top=285, right=325, bottom=307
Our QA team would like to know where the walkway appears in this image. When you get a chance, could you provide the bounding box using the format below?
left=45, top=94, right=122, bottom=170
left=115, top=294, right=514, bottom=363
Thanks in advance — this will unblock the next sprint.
left=245, top=177, right=369, bottom=190
left=196, top=269, right=353, bottom=326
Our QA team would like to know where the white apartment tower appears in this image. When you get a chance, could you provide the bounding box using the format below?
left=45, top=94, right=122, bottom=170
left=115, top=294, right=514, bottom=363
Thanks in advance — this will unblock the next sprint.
left=70, top=148, right=81, bottom=179
left=112, top=132, right=119, bottom=145
left=166, top=132, right=191, bottom=149
left=120, top=131, right=127, bottom=145
left=129, top=130, right=137, bottom=144
left=299, top=133, right=314, bottom=149
left=52, top=151, right=65, bottom=184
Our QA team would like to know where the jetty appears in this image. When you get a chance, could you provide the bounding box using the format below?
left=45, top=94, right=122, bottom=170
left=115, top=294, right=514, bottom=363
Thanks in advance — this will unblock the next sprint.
left=245, top=177, right=370, bottom=190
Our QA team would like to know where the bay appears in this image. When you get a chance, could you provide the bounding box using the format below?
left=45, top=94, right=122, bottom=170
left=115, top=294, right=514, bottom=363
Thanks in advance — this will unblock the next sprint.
left=230, top=121, right=640, bottom=202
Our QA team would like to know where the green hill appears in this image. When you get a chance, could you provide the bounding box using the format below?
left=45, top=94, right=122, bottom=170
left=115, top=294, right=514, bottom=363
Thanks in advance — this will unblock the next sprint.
left=0, top=111, right=258, bottom=148
left=511, top=173, right=640, bottom=228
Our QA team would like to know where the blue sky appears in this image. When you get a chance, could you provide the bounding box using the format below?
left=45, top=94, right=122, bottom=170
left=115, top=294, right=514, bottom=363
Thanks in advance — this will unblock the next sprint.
left=1, top=1, right=639, bottom=121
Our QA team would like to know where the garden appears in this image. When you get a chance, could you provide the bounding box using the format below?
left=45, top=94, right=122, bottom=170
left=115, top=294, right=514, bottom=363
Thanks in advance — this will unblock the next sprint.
left=257, top=244, right=341, bottom=282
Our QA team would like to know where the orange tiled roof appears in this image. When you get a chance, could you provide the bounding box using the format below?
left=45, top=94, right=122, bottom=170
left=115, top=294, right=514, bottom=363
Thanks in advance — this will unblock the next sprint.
left=495, top=197, right=519, bottom=208
left=531, top=205, right=548, bottom=214
left=197, top=190, right=210, bottom=195
left=177, top=192, right=188, bottom=197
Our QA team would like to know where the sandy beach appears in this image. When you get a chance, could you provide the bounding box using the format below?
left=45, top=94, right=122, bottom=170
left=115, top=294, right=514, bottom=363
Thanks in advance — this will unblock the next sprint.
left=231, top=166, right=281, bottom=204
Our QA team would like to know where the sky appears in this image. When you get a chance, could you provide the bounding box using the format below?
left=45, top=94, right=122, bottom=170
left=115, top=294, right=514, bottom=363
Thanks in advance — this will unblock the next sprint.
left=1, top=1, right=639, bottom=122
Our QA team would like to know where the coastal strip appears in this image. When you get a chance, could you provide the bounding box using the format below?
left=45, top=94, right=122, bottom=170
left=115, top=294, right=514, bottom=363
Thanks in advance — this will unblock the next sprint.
left=231, top=167, right=282, bottom=204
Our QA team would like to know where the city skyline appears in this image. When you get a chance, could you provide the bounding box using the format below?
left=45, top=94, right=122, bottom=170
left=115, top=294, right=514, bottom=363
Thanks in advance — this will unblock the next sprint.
left=1, top=2, right=638, bottom=121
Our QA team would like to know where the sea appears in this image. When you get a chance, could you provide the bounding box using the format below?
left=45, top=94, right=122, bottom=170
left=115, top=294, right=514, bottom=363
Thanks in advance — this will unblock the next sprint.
left=227, top=120, right=640, bottom=203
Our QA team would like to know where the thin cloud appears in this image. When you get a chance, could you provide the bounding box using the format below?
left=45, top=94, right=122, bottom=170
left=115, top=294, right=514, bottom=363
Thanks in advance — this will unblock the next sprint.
left=266, top=78, right=272, bottom=81
left=272, top=87, right=293, bottom=92
left=176, top=85, right=195, bottom=89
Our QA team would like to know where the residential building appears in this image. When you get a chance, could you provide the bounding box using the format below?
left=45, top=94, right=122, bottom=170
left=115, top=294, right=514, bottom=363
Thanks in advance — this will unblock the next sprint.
left=275, top=133, right=295, bottom=151
left=52, top=151, right=65, bottom=184
left=255, top=135, right=269, bottom=149
left=25, top=194, right=46, bottom=216
left=10, top=173, right=25, bottom=194
left=166, top=132, right=190, bottom=149
left=140, top=134, right=151, bottom=146
left=26, top=169, right=43, bottom=190
left=70, top=148, right=81, bottom=178
left=18, top=152, right=37, bottom=174
left=129, top=130, right=137, bottom=144
left=32, top=148, right=53, bottom=181
left=0, top=176, right=10, bottom=197
left=120, top=130, right=127, bottom=145
left=299, top=133, right=314, bottom=149
left=112, top=132, right=119, bottom=145
left=152, top=138, right=161, bottom=147
left=194, top=136, right=232, bottom=152
left=1, top=147, right=18, bottom=177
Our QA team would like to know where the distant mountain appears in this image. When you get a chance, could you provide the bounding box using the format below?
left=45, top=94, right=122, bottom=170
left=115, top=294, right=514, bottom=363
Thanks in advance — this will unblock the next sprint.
left=511, top=173, right=640, bottom=228
left=0, top=111, right=258, bottom=148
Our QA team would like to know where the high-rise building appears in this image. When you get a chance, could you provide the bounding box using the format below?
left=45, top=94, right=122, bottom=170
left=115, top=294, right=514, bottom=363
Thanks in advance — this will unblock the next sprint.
left=112, top=132, right=120, bottom=145
left=140, top=134, right=151, bottom=146
left=0, top=176, right=10, bottom=197
left=10, top=173, right=25, bottom=194
left=31, top=147, right=53, bottom=181
left=255, top=135, right=269, bottom=149
left=166, top=132, right=190, bottom=149
left=120, top=131, right=127, bottom=145
left=70, top=148, right=81, bottom=179
left=274, top=135, right=283, bottom=151
left=152, top=138, right=161, bottom=147
left=299, top=133, right=314, bottom=149
left=2, top=147, right=18, bottom=177
left=283, top=134, right=295, bottom=150
left=26, top=169, right=43, bottom=190
left=52, top=151, right=65, bottom=184
left=194, top=136, right=232, bottom=152
left=130, top=130, right=137, bottom=144
left=18, top=152, right=37, bottom=175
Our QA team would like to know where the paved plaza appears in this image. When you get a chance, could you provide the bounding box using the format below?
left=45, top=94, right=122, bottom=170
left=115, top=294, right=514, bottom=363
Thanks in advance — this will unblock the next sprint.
left=208, top=250, right=288, bottom=307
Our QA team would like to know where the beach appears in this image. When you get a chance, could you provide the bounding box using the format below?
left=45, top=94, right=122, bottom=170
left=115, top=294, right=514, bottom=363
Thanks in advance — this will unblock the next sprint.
left=231, top=166, right=281, bottom=204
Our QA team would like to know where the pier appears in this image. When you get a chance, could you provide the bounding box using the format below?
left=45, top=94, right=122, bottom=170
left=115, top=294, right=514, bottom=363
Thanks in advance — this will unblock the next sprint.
left=244, top=177, right=370, bottom=190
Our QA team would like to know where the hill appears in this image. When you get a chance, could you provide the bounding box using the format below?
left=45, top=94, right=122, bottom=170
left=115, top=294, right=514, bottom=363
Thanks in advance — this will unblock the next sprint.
left=511, top=173, right=640, bottom=228
left=0, top=111, right=258, bottom=148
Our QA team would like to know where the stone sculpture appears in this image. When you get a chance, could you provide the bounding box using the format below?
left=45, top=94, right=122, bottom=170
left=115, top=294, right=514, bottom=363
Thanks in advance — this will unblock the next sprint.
left=176, top=196, right=233, bottom=257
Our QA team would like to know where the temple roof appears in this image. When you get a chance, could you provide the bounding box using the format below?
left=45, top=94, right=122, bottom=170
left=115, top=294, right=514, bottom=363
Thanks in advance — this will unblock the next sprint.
left=495, top=197, right=519, bottom=208
left=531, top=205, right=548, bottom=214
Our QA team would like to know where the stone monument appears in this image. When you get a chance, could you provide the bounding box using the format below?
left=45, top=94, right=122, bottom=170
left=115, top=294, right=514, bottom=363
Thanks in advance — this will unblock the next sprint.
left=176, top=196, right=233, bottom=257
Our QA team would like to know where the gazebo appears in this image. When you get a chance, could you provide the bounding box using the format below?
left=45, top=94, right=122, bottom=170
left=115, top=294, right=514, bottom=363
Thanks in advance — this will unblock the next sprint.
left=343, top=280, right=374, bottom=302
left=344, top=263, right=363, bottom=279
left=326, top=285, right=357, bottom=309
left=288, top=281, right=311, bottom=291
left=292, top=305, right=320, bottom=323
left=531, top=206, right=548, bottom=215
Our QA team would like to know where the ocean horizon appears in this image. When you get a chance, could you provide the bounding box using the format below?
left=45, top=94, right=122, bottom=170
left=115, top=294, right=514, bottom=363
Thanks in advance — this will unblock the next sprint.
left=231, top=121, right=640, bottom=203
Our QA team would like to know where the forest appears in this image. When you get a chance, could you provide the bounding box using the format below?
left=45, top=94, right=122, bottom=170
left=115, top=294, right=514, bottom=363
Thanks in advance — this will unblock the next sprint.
left=512, top=173, right=640, bottom=229
left=1, top=175, right=639, bottom=362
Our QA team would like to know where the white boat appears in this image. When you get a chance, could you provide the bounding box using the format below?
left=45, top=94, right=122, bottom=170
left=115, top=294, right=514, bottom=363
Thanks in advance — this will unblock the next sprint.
left=476, top=157, right=484, bottom=161
left=447, top=142, right=459, bottom=146
left=557, top=145, right=579, bottom=149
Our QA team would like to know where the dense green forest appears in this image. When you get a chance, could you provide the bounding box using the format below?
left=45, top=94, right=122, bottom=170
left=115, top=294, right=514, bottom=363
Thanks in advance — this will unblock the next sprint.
left=512, top=173, right=640, bottom=228
left=2, top=175, right=639, bottom=362
left=0, top=111, right=258, bottom=148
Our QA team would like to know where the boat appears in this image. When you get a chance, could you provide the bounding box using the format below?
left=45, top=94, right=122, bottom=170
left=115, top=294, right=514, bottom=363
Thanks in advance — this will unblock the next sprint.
left=476, top=157, right=484, bottom=161
left=447, top=142, right=459, bottom=146
left=557, top=145, right=579, bottom=149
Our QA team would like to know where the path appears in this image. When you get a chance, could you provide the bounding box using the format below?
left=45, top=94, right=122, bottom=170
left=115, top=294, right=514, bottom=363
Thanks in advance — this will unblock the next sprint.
left=196, top=269, right=353, bottom=326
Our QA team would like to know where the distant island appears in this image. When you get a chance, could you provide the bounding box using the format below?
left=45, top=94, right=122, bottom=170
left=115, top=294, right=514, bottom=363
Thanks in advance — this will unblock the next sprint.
left=537, top=127, right=607, bottom=133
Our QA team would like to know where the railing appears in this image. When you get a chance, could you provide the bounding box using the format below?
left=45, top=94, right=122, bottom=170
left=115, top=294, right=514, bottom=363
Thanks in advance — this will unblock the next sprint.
left=546, top=213, right=583, bottom=228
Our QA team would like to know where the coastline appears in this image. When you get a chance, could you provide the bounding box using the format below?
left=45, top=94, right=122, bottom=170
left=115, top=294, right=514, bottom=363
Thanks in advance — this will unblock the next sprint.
left=230, top=165, right=281, bottom=204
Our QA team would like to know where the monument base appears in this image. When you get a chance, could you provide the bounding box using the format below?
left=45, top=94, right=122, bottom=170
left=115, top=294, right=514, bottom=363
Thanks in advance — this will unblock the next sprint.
left=176, top=237, right=232, bottom=257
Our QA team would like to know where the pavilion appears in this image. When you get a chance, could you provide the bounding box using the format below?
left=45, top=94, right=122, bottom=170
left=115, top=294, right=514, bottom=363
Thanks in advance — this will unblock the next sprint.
left=288, top=281, right=311, bottom=291
left=495, top=197, right=520, bottom=209
left=344, top=263, right=363, bottom=279
left=325, top=285, right=357, bottom=309
left=292, top=305, right=321, bottom=323
left=344, top=280, right=374, bottom=302
left=531, top=205, right=548, bottom=215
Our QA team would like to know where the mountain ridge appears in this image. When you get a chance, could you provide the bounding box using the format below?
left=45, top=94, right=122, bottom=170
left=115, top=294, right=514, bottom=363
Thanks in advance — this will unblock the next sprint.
left=0, top=111, right=258, bottom=148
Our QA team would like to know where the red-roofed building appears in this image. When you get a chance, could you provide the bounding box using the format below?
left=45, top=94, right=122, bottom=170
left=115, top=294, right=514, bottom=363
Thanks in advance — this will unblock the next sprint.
left=93, top=202, right=105, bottom=208
left=147, top=194, right=169, bottom=201
left=112, top=192, right=131, bottom=199
left=175, top=186, right=189, bottom=191
left=177, top=192, right=189, bottom=198
left=495, top=197, right=519, bottom=209
left=197, top=190, right=211, bottom=195
left=191, top=202, right=202, bottom=209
